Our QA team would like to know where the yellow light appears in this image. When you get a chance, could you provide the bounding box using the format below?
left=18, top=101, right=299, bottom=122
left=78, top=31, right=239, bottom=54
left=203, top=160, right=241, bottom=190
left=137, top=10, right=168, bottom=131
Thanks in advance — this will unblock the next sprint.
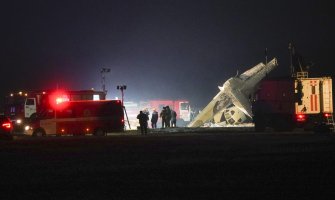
left=19, top=91, right=22, bottom=95
left=24, top=93, right=28, bottom=96
left=16, top=119, right=22, bottom=124
left=56, top=97, right=63, bottom=104
left=55, top=95, right=70, bottom=105
left=25, top=126, right=30, bottom=131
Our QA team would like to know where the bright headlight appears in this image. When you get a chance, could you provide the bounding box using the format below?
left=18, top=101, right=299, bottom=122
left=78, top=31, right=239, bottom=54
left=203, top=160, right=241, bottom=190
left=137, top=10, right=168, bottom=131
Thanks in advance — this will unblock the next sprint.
left=16, top=119, right=22, bottom=124
left=24, top=126, right=30, bottom=131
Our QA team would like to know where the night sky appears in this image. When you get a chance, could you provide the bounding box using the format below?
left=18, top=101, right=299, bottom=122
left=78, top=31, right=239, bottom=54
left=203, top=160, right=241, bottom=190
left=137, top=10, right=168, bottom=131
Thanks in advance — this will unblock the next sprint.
left=1, top=0, right=334, bottom=107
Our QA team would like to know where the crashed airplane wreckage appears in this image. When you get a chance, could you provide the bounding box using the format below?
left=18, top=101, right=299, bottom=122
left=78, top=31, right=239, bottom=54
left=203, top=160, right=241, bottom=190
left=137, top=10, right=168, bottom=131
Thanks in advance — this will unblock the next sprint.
left=188, top=58, right=278, bottom=127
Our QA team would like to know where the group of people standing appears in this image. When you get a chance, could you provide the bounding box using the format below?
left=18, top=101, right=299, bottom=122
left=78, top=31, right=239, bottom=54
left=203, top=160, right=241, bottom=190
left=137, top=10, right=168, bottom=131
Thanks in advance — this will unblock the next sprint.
left=137, top=106, right=177, bottom=135
left=158, top=106, right=177, bottom=128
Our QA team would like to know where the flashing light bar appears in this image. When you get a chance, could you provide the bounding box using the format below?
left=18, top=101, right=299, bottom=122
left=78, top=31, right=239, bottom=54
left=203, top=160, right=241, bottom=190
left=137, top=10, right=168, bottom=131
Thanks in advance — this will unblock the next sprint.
left=56, top=95, right=70, bottom=104
left=2, top=123, right=12, bottom=129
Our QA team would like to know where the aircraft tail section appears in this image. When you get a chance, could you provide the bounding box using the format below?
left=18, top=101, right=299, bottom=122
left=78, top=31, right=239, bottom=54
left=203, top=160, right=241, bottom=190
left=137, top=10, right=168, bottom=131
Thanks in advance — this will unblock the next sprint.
left=187, top=58, right=278, bottom=128
left=243, top=58, right=278, bottom=89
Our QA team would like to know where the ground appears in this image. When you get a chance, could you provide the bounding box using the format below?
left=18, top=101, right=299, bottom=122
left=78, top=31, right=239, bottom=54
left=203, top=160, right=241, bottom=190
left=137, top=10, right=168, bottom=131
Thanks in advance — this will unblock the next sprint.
left=1, top=130, right=335, bottom=199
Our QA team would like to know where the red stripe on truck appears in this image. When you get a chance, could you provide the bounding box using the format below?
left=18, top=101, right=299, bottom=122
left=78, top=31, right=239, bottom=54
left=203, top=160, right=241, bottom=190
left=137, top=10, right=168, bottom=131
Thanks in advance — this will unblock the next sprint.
left=314, top=94, right=317, bottom=111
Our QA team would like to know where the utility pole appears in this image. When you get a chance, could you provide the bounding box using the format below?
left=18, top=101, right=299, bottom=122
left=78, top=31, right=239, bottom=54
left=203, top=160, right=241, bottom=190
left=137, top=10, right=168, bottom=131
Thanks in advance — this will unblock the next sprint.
left=100, top=68, right=111, bottom=95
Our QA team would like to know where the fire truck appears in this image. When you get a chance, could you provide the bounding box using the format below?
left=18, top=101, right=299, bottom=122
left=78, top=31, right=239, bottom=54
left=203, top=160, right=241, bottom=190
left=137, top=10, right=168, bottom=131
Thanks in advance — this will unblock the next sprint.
left=3, top=89, right=106, bottom=132
left=124, top=99, right=191, bottom=129
left=252, top=74, right=334, bottom=132
left=142, top=100, right=191, bottom=122
left=25, top=99, right=124, bottom=136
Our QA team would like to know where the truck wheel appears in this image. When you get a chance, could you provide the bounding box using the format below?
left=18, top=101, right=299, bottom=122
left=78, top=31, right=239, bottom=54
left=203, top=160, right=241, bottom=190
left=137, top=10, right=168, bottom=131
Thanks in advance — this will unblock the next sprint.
left=33, top=129, right=46, bottom=137
left=94, top=129, right=106, bottom=136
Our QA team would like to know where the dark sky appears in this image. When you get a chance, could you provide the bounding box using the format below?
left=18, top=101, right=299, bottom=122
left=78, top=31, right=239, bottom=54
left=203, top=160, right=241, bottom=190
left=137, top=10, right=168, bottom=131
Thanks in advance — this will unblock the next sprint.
left=1, top=0, right=334, bottom=107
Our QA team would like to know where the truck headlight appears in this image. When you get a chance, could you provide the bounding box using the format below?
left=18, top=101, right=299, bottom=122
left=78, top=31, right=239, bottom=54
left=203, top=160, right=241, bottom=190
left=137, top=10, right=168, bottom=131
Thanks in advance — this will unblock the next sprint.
left=24, top=125, right=31, bottom=131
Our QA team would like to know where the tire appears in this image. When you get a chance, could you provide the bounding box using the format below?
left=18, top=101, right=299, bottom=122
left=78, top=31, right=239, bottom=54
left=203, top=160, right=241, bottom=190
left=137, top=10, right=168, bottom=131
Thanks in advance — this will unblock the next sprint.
left=33, top=128, right=46, bottom=137
left=94, top=128, right=106, bottom=136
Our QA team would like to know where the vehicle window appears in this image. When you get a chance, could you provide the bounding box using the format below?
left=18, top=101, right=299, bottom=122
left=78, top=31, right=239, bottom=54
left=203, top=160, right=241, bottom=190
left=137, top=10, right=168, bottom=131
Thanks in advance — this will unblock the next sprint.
left=26, top=98, right=35, bottom=105
left=93, top=95, right=100, bottom=100
left=180, top=103, right=189, bottom=110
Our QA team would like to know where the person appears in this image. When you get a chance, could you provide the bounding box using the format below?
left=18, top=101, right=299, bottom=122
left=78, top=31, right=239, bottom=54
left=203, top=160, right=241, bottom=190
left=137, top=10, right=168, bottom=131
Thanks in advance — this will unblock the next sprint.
left=165, top=106, right=171, bottom=127
left=160, top=107, right=166, bottom=128
left=137, top=110, right=149, bottom=135
left=151, top=109, right=158, bottom=129
left=171, top=109, right=177, bottom=127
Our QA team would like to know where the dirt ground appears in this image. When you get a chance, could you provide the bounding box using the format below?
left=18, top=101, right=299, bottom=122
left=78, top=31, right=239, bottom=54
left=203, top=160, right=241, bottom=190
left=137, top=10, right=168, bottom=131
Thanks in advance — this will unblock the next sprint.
left=1, top=131, right=335, bottom=199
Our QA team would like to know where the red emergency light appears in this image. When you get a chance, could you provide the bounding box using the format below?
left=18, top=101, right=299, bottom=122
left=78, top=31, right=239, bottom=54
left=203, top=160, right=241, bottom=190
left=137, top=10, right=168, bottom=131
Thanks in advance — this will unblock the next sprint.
left=296, top=114, right=306, bottom=122
left=49, top=90, right=70, bottom=110
left=324, top=113, right=332, bottom=118
left=2, top=122, right=12, bottom=129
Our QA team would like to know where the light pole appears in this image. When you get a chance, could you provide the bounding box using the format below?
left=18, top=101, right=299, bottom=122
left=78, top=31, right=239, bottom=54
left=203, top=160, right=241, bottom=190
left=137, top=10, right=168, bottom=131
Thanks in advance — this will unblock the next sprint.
left=117, top=85, right=131, bottom=129
left=116, top=85, right=127, bottom=106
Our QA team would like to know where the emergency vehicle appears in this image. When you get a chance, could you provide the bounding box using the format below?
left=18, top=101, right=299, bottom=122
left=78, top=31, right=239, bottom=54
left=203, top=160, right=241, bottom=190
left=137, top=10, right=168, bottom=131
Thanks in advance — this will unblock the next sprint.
left=3, top=89, right=106, bottom=132
left=252, top=74, right=334, bottom=132
left=124, top=99, right=191, bottom=129
left=25, top=99, right=124, bottom=136
left=140, top=100, right=191, bottom=122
